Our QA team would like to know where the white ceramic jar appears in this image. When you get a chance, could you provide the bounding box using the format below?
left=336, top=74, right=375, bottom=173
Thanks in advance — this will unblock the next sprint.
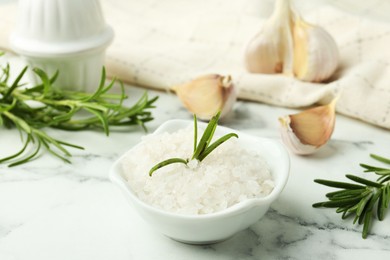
left=10, top=0, right=114, bottom=91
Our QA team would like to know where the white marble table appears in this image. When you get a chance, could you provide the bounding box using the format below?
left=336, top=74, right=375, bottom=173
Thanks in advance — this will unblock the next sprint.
left=1, top=72, right=390, bottom=259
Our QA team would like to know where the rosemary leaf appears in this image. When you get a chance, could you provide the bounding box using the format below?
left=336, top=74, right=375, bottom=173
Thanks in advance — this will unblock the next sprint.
left=84, top=107, right=109, bottom=136
left=356, top=192, right=373, bottom=217
left=149, top=158, right=189, bottom=176
left=371, top=154, right=390, bottom=164
left=342, top=210, right=353, bottom=219
left=192, top=112, right=220, bottom=160
left=33, top=67, right=52, bottom=98
left=198, top=133, right=238, bottom=161
left=8, top=138, right=42, bottom=167
left=326, top=189, right=364, bottom=199
left=82, top=67, right=107, bottom=102
left=2, top=66, right=27, bottom=100
left=362, top=210, right=372, bottom=239
left=360, top=163, right=389, bottom=173
left=378, top=175, right=390, bottom=183
left=193, top=114, right=197, bottom=153
left=346, top=174, right=383, bottom=188
left=0, top=135, right=31, bottom=163
left=314, top=179, right=365, bottom=190
left=313, top=196, right=364, bottom=208
left=378, top=189, right=386, bottom=220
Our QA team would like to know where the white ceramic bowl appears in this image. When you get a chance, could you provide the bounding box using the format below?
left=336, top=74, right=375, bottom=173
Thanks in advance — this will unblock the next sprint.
left=110, top=120, right=290, bottom=244
left=10, top=0, right=114, bottom=91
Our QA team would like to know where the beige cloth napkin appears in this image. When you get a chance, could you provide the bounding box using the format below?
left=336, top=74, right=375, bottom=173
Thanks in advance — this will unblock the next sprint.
left=1, top=0, right=390, bottom=129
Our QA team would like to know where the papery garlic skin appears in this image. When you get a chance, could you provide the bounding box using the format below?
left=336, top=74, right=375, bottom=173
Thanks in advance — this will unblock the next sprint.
left=172, top=74, right=236, bottom=121
left=219, top=76, right=237, bottom=119
left=278, top=98, right=337, bottom=155
left=244, top=0, right=339, bottom=83
left=293, top=18, right=339, bottom=82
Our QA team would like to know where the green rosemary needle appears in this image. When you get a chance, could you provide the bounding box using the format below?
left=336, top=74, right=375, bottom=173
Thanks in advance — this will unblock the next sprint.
left=0, top=62, right=157, bottom=167
left=149, top=112, right=238, bottom=176
left=313, top=154, right=390, bottom=239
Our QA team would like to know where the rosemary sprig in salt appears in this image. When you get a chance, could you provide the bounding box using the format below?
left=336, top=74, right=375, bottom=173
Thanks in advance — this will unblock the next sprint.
left=149, top=112, right=238, bottom=176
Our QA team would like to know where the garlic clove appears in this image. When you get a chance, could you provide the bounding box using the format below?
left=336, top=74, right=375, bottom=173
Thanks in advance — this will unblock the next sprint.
left=172, top=74, right=236, bottom=121
left=245, top=0, right=294, bottom=75
left=278, top=98, right=337, bottom=155
left=292, top=16, right=339, bottom=82
left=245, top=29, right=284, bottom=74
left=278, top=116, right=318, bottom=155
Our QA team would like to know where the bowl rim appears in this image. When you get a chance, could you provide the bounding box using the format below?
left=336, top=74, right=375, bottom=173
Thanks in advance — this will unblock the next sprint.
left=110, top=119, right=290, bottom=220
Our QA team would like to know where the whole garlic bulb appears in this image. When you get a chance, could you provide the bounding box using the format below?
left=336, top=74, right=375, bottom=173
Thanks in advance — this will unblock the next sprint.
left=245, top=0, right=339, bottom=82
left=278, top=97, right=337, bottom=155
left=171, top=74, right=236, bottom=121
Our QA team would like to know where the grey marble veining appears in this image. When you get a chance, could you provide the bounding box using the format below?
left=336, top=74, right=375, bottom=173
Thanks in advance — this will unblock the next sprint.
left=1, top=73, right=390, bottom=260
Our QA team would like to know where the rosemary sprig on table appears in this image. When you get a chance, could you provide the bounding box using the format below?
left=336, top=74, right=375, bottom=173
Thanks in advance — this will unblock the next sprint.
left=149, top=112, right=238, bottom=176
left=313, top=154, right=390, bottom=239
left=0, top=63, right=157, bottom=167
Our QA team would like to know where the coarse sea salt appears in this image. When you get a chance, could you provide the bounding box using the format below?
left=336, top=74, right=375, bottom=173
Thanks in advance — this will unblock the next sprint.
left=121, top=126, right=274, bottom=215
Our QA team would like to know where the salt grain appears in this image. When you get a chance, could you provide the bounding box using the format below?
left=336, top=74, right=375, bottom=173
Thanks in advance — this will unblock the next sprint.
left=121, top=126, right=274, bottom=215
